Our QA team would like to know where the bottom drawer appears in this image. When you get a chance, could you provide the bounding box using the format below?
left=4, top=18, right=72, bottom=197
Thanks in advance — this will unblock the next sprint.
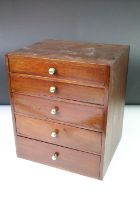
left=16, top=136, right=101, bottom=178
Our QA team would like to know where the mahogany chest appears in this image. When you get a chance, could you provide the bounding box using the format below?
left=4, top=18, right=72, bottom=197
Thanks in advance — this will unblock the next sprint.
left=6, top=40, right=129, bottom=179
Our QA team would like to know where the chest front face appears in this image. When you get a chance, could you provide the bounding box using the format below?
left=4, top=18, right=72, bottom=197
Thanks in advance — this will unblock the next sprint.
left=6, top=40, right=129, bottom=179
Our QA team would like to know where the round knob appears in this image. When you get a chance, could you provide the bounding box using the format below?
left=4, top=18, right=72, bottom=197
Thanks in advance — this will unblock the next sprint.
left=51, top=153, right=58, bottom=160
left=48, top=68, right=56, bottom=75
left=50, top=86, right=56, bottom=93
left=51, top=131, right=57, bottom=138
left=51, top=107, right=57, bottom=115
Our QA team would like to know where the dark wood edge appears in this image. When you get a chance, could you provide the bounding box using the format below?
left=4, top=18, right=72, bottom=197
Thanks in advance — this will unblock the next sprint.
left=5, top=55, right=18, bottom=154
left=101, top=48, right=130, bottom=178
left=99, top=66, right=110, bottom=179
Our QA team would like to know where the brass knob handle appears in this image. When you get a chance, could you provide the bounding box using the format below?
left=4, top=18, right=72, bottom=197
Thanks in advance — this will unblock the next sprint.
left=51, top=153, right=58, bottom=160
left=50, top=86, right=56, bottom=93
left=48, top=68, right=56, bottom=75
left=51, top=107, right=57, bottom=115
left=51, top=131, right=57, bottom=138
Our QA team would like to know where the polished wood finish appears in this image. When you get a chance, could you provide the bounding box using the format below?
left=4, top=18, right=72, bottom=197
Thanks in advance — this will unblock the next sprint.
left=16, top=114, right=102, bottom=154
left=9, top=56, right=108, bottom=86
left=10, top=73, right=105, bottom=105
left=6, top=39, right=129, bottom=180
left=16, top=136, right=101, bottom=178
left=13, top=93, right=104, bottom=131
left=102, top=49, right=129, bottom=177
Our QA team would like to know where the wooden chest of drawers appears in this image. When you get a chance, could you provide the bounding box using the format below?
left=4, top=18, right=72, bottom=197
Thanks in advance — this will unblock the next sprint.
left=6, top=40, right=129, bottom=179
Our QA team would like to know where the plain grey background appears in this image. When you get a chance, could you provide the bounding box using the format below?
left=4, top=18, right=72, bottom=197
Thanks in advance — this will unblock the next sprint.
left=0, top=0, right=140, bottom=104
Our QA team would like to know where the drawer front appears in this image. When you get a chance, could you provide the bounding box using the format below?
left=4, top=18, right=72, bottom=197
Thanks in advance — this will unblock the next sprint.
left=11, top=74, right=105, bottom=105
left=16, top=114, right=102, bottom=154
left=16, top=136, right=100, bottom=178
left=13, top=94, right=104, bottom=131
left=9, top=56, right=108, bottom=85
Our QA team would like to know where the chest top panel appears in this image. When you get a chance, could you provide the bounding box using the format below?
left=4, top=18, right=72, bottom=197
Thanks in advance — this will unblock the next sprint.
left=8, top=39, right=129, bottom=65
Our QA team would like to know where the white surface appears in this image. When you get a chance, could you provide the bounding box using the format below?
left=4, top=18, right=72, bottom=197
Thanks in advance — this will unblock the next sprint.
left=0, top=105, right=140, bottom=210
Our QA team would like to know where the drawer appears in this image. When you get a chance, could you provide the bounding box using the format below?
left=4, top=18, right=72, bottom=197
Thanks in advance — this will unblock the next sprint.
left=16, top=114, right=102, bottom=154
left=9, top=56, right=108, bottom=86
left=16, top=136, right=101, bottom=178
left=13, top=94, right=104, bottom=131
left=10, top=74, right=105, bottom=105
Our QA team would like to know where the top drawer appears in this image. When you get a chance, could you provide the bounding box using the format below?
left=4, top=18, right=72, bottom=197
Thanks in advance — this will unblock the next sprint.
left=8, top=56, right=109, bottom=86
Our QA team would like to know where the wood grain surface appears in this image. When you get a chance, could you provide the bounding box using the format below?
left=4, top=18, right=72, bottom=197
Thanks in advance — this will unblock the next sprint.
left=102, top=47, right=129, bottom=177
left=6, top=39, right=129, bottom=180
left=16, top=136, right=101, bottom=178
left=7, top=39, right=129, bottom=65
left=9, top=56, right=109, bottom=86
left=10, top=73, right=105, bottom=105
left=16, top=114, right=102, bottom=154
left=13, top=93, right=104, bottom=131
